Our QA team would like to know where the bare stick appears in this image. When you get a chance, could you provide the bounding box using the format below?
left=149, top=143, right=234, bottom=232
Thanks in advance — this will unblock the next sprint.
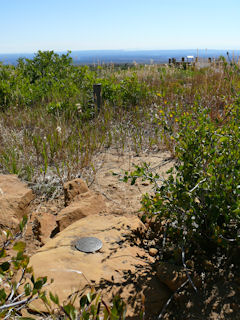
left=8, top=268, right=26, bottom=301
left=158, top=279, right=189, bottom=319
left=181, top=245, right=197, bottom=293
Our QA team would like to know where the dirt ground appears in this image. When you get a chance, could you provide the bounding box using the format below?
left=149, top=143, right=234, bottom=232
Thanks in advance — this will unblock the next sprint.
left=23, top=148, right=240, bottom=320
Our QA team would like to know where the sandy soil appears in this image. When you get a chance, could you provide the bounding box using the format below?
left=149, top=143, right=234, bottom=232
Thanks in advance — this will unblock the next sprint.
left=89, top=149, right=174, bottom=215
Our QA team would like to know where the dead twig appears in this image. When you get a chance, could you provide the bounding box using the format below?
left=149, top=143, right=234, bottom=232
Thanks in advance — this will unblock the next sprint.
left=181, top=245, right=197, bottom=293
left=158, top=279, right=189, bottom=319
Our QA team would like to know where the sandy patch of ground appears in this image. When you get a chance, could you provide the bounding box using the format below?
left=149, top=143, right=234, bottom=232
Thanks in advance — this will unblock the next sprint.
left=89, top=149, right=174, bottom=215
left=24, top=149, right=174, bottom=255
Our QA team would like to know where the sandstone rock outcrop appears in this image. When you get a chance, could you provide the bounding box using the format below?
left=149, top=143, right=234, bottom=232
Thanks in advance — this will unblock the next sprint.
left=63, top=178, right=89, bottom=206
left=56, top=178, right=106, bottom=231
left=0, top=175, right=34, bottom=230
left=34, top=213, right=57, bottom=245
left=30, top=214, right=171, bottom=318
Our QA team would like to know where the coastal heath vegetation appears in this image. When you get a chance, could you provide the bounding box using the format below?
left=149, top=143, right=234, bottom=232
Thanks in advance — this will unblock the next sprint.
left=1, top=51, right=240, bottom=317
left=0, top=51, right=238, bottom=195
left=1, top=50, right=240, bottom=253
left=121, top=57, right=240, bottom=279
left=0, top=50, right=155, bottom=195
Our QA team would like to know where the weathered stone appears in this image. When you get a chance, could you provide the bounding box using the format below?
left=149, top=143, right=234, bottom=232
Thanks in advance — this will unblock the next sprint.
left=156, top=261, right=201, bottom=292
left=0, top=175, right=34, bottom=230
left=64, top=178, right=89, bottom=206
left=56, top=191, right=106, bottom=231
left=35, top=213, right=57, bottom=245
left=29, top=214, right=171, bottom=318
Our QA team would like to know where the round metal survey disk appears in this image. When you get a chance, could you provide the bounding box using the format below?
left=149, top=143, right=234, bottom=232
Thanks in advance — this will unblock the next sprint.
left=75, top=237, right=102, bottom=253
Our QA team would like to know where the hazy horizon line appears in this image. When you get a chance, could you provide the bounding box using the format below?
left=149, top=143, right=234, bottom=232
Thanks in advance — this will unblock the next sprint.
left=0, top=48, right=239, bottom=55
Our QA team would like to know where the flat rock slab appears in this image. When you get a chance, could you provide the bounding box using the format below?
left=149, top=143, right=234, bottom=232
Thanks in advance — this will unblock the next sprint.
left=0, top=174, right=34, bottom=230
left=30, top=214, right=170, bottom=318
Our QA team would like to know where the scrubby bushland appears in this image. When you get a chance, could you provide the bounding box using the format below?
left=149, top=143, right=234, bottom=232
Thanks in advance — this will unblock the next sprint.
left=124, top=99, right=240, bottom=246
left=0, top=51, right=156, bottom=194
left=120, top=62, right=240, bottom=316
left=0, top=52, right=239, bottom=194
left=0, top=50, right=151, bottom=114
left=122, top=58, right=240, bottom=265
left=1, top=52, right=240, bottom=318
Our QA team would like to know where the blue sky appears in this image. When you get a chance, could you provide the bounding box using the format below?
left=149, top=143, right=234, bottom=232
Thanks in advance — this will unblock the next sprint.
left=1, top=0, right=239, bottom=53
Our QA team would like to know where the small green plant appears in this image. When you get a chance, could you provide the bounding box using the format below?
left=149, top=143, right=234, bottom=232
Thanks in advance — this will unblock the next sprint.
left=46, top=290, right=127, bottom=320
left=0, top=216, right=47, bottom=319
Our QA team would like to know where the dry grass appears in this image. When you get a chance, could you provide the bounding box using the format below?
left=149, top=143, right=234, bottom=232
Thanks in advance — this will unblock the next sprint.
left=0, top=59, right=239, bottom=196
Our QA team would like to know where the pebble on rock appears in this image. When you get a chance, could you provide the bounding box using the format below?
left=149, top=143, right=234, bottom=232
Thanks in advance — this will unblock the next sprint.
left=149, top=248, right=158, bottom=256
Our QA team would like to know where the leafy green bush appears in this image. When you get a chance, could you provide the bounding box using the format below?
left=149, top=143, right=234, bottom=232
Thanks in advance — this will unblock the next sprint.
left=118, top=74, right=150, bottom=108
left=0, top=64, right=15, bottom=110
left=17, top=50, right=73, bottom=84
left=16, top=51, right=79, bottom=106
left=123, top=100, right=240, bottom=251
left=98, top=73, right=150, bottom=108
left=0, top=51, right=92, bottom=110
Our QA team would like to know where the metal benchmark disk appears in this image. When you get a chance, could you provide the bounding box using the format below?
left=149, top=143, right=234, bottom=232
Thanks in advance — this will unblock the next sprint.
left=75, top=237, right=102, bottom=253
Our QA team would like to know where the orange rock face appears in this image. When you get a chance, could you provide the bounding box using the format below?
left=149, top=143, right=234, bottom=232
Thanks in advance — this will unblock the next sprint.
left=30, top=214, right=170, bottom=318
left=63, top=178, right=89, bottom=206
left=35, top=213, right=57, bottom=245
left=57, top=178, right=107, bottom=231
left=0, top=174, right=34, bottom=230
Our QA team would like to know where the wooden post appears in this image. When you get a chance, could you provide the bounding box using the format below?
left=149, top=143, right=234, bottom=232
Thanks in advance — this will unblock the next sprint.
left=93, top=84, right=101, bottom=113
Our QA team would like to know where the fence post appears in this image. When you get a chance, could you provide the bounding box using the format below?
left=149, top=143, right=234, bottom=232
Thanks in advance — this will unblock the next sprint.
left=93, top=84, right=102, bottom=114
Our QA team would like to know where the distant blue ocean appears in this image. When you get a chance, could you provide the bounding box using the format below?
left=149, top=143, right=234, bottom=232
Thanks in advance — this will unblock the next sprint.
left=0, top=49, right=239, bottom=65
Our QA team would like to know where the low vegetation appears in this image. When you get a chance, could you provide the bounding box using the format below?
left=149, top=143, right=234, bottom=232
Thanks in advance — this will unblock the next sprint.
left=0, top=51, right=240, bottom=318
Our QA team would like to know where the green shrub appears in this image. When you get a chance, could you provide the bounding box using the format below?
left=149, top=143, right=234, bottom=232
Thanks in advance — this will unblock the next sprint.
left=123, top=100, right=240, bottom=251
left=118, top=74, right=149, bottom=108
left=0, top=64, right=15, bottom=110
